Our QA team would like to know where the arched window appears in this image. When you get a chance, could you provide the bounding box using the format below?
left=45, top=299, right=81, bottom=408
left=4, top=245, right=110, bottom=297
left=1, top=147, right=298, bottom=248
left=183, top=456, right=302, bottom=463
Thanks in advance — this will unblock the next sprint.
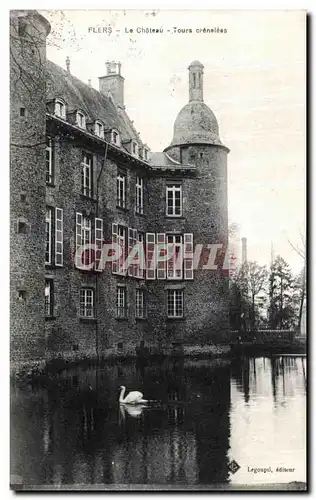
left=132, top=141, right=138, bottom=157
left=111, top=129, right=121, bottom=146
left=94, top=120, right=104, bottom=139
left=54, top=98, right=66, bottom=119
left=76, top=110, right=86, bottom=129
left=193, top=73, right=196, bottom=88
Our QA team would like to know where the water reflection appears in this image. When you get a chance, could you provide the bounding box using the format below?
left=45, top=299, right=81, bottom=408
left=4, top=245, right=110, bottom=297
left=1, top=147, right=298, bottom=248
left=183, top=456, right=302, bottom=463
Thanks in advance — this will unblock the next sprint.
left=229, top=356, right=306, bottom=485
left=10, top=356, right=306, bottom=488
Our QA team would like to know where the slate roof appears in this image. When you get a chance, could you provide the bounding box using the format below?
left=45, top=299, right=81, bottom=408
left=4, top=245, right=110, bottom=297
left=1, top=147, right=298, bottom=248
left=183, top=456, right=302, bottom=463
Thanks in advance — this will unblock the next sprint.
left=149, top=152, right=195, bottom=170
left=45, top=60, right=196, bottom=171
left=46, top=60, right=145, bottom=150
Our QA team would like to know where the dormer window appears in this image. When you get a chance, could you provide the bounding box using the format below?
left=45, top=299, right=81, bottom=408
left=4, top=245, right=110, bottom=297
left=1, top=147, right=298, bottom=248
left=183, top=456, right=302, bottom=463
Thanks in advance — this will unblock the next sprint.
left=76, top=111, right=86, bottom=129
left=111, top=129, right=120, bottom=146
left=143, top=148, right=149, bottom=161
left=95, top=121, right=104, bottom=139
left=54, top=99, right=66, bottom=119
left=132, top=141, right=138, bottom=157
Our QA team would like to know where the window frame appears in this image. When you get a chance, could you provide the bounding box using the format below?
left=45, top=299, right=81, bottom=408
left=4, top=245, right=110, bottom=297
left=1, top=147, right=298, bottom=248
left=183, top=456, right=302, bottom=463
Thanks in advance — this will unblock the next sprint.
left=135, top=176, right=144, bottom=214
left=116, top=172, right=126, bottom=209
left=112, top=224, right=127, bottom=275
left=136, top=289, right=145, bottom=318
left=45, top=207, right=63, bottom=267
left=46, top=137, right=54, bottom=184
left=143, top=148, right=149, bottom=161
left=76, top=110, right=86, bottom=129
left=132, top=141, right=138, bottom=157
left=111, top=129, right=120, bottom=146
left=137, top=232, right=145, bottom=279
left=167, top=289, right=184, bottom=319
left=54, top=99, right=66, bottom=119
left=167, top=234, right=183, bottom=280
left=166, top=183, right=183, bottom=217
left=80, top=288, right=95, bottom=318
left=55, top=208, right=63, bottom=267
left=116, top=286, right=127, bottom=319
left=45, top=207, right=52, bottom=265
left=81, top=152, right=93, bottom=198
left=94, top=120, right=104, bottom=139
left=45, top=279, right=54, bottom=318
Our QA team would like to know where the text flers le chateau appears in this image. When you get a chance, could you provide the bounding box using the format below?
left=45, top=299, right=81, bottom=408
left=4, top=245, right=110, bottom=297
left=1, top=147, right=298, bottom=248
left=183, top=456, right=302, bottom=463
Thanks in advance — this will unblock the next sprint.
left=124, top=27, right=228, bottom=34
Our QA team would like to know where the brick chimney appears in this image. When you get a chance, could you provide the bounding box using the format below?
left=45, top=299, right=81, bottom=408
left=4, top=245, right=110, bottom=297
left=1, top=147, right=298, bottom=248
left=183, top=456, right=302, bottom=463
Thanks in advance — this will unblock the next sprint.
left=99, top=61, right=124, bottom=109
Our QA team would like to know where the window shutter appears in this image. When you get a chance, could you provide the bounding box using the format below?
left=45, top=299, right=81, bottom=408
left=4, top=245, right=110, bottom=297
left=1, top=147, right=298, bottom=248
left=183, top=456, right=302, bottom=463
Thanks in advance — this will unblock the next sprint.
left=95, top=217, right=103, bottom=272
left=132, top=229, right=137, bottom=277
left=146, top=233, right=156, bottom=280
left=156, top=233, right=166, bottom=280
left=128, top=228, right=134, bottom=277
left=112, top=223, right=118, bottom=274
left=55, top=208, right=63, bottom=266
left=184, top=233, right=194, bottom=279
left=75, top=212, right=82, bottom=268
left=128, top=228, right=138, bottom=277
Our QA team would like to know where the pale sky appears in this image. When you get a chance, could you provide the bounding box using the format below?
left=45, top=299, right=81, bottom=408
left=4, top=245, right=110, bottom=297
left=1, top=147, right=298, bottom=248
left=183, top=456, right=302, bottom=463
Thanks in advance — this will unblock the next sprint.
left=42, top=9, right=306, bottom=272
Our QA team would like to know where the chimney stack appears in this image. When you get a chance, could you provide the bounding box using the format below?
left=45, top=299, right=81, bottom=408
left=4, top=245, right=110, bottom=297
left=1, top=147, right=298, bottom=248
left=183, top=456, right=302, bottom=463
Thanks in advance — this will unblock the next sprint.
left=98, top=61, right=124, bottom=109
left=241, top=237, right=248, bottom=264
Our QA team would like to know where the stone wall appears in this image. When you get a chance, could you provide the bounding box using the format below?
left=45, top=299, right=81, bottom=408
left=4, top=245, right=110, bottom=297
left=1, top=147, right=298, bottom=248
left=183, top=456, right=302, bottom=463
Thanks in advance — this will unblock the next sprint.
left=10, top=11, right=50, bottom=362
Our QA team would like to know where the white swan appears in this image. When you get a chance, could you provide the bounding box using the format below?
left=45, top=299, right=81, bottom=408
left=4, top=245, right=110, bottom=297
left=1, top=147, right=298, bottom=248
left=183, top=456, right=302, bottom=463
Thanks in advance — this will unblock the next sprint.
left=119, top=385, right=148, bottom=405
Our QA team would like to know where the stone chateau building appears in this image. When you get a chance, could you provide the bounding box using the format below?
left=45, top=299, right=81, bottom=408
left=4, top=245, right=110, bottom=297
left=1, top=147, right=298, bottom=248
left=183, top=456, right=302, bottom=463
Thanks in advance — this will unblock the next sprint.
left=10, top=10, right=229, bottom=364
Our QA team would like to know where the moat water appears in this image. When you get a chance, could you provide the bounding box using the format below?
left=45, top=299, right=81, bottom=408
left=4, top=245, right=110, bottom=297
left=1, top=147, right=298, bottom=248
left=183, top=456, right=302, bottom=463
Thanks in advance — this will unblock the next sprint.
left=11, top=356, right=306, bottom=488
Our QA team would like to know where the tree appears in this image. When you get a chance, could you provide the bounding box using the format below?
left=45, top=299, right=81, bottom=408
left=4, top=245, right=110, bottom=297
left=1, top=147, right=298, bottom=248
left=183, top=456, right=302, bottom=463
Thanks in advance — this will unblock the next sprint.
left=229, top=261, right=267, bottom=332
left=229, top=268, right=249, bottom=332
left=247, top=261, right=268, bottom=331
left=288, top=231, right=306, bottom=332
left=268, top=255, right=296, bottom=329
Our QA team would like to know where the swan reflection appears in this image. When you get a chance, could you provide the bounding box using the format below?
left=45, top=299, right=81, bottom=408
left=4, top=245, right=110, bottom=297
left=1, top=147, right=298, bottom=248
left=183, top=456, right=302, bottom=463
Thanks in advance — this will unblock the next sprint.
left=119, top=403, right=147, bottom=421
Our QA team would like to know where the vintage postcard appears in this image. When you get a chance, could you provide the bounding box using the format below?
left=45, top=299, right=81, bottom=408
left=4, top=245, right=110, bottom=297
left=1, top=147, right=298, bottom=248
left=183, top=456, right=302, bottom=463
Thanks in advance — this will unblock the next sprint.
left=10, top=9, right=306, bottom=491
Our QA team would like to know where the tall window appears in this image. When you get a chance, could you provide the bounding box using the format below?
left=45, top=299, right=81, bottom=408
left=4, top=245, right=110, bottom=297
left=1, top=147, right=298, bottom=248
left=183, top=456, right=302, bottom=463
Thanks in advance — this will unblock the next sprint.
left=76, top=214, right=103, bottom=270
left=80, top=288, right=94, bottom=318
left=55, top=208, right=63, bottom=266
left=137, top=232, right=145, bottom=279
left=81, top=153, right=93, bottom=197
left=167, top=235, right=183, bottom=279
left=112, top=224, right=126, bottom=275
left=76, top=111, right=86, bottom=129
left=54, top=99, right=66, bottom=119
left=117, top=173, right=126, bottom=208
left=45, top=279, right=54, bottom=317
left=45, top=208, right=52, bottom=265
left=95, top=121, right=104, bottom=139
left=167, top=290, right=184, bottom=318
left=46, top=138, right=53, bottom=184
left=136, top=289, right=145, bottom=318
left=45, top=207, right=63, bottom=266
left=135, top=176, right=143, bottom=214
left=166, top=183, right=182, bottom=217
left=116, top=286, right=126, bottom=318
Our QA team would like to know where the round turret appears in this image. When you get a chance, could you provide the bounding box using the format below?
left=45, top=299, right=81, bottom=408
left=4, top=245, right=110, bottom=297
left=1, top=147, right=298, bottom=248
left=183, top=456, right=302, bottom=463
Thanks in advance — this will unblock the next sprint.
left=165, top=60, right=226, bottom=151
